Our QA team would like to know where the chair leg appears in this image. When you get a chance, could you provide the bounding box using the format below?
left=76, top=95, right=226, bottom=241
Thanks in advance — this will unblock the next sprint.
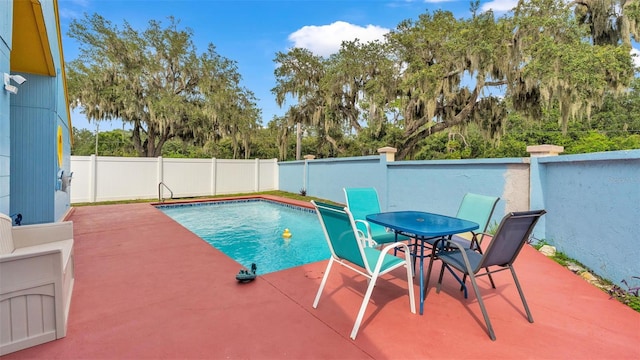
left=509, top=265, right=534, bottom=323
left=466, top=272, right=496, bottom=341
left=468, top=268, right=496, bottom=289
left=350, top=273, right=379, bottom=340
left=436, top=261, right=446, bottom=293
left=485, top=267, right=496, bottom=288
left=313, top=258, right=334, bottom=308
left=411, top=238, right=418, bottom=276
left=403, top=251, right=417, bottom=314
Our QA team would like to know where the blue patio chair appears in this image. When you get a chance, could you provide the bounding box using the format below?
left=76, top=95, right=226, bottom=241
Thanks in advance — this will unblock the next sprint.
left=343, top=187, right=411, bottom=247
left=311, top=200, right=416, bottom=340
left=424, top=209, right=546, bottom=340
left=446, top=193, right=500, bottom=288
left=448, top=193, right=500, bottom=252
left=421, top=193, right=500, bottom=290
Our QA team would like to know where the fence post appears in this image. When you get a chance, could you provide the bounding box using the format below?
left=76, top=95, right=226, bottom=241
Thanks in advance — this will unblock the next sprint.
left=377, top=147, right=396, bottom=210
left=527, top=144, right=564, bottom=241
left=90, top=154, right=97, bottom=203
left=377, top=146, right=396, bottom=162
left=211, top=158, right=217, bottom=196
left=273, top=158, right=279, bottom=191
left=254, top=158, right=260, bottom=192
left=157, top=156, right=164, bottom=199
left=303, top=155, right=315, bottom=194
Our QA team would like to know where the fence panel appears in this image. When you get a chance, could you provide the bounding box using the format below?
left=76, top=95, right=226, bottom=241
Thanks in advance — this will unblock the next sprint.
left=162, top=158, right=212, bottom=198
left=258, top=159, right=278, bottom=191
left=70, top=156, right=278, bottom=202
left=96, top=157, right=158, bottom=201
left=69, top=156, right=92, bottom=203
left=214, top=159, right=256, bottom=194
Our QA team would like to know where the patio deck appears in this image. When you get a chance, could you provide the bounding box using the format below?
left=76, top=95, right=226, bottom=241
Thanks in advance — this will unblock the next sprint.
left=4, top=196, right=639, bottom=359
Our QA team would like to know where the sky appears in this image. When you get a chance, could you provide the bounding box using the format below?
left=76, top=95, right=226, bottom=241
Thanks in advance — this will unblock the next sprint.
left=57, top=0, right=638, bottom=131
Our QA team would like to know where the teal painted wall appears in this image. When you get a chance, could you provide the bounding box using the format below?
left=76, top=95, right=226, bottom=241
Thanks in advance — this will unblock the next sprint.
left=42, top=0, right=72, bottom=222
left=386, top=159, right=526, bottom=226
left=0, top=0, right=13, bottom=216
left=9, top=76, right=57, bottom=224
left=279, top=150, right=640, bottom=289
left=278, top=161, right=306, bottom=197
left=3, top=0, right=71, bottom=223
left=537, top=150, right=640, bottom=288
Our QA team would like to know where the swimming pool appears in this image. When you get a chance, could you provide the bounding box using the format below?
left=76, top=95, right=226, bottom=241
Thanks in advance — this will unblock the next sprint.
left=157, top=199, right=330, bottom=274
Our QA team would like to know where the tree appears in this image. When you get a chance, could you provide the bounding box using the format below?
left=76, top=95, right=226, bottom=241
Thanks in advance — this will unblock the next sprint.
left=67, top=14, right=260, bottom=158
left=272, top=48, right=343, bottom=158
left=572, top=0, right=640, bottom=46
left=272, top=0, right=637, bottom=160
left=71, top=128, right=95, bottom=155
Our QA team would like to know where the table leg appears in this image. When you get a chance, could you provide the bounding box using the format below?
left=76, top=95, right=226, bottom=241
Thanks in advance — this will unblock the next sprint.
left=419, top=237, right=425, bottom=315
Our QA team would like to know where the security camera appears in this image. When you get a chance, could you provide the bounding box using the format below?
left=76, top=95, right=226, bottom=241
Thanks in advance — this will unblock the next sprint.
left=10, top=74, right=26, bottom=85
left=4, top=84, right=18, bottom=94
left=4, top=73, right=27, bottom=86
left=3, top=73, right=26, bottom=94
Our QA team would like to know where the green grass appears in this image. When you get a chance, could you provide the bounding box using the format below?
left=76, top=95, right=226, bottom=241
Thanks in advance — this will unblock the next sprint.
left=625, top=295, right=640, bottom=312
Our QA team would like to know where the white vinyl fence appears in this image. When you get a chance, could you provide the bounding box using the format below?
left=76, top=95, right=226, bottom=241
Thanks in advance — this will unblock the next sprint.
left=70, top=155, right=279, bottom=203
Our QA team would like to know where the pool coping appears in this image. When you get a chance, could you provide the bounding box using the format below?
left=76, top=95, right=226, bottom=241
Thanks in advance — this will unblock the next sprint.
left=151, top=194, right=317, bottom=210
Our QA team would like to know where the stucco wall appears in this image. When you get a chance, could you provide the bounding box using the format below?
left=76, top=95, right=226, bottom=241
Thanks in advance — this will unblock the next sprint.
left=278, top=161, right=305, bottom=195
left=281, top=155, right=528, bottom=226
left=386, top=158, right=527, bottom=225
left=538, top=150, right=640, bottom=287
left=279, top=149, right=639, bottom=288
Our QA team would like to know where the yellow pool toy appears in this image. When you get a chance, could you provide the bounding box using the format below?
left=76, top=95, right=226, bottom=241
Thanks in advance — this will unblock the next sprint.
left=282, top=228, right=292, bottom=238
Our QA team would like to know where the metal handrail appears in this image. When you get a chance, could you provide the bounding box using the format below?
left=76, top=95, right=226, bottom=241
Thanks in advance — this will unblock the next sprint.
left=158, top=182, right=174, bottom=203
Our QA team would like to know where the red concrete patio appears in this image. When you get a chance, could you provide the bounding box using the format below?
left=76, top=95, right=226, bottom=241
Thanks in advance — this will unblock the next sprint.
left=4, top=196, right=639, bottom=359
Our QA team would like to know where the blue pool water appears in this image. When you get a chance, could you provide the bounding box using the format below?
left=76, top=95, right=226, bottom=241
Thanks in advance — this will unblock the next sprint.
left=157, top=200, right=329, bottom=274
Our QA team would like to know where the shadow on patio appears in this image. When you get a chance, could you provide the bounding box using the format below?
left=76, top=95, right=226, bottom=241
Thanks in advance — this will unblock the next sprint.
left=4, top=199, right=639, bottom=359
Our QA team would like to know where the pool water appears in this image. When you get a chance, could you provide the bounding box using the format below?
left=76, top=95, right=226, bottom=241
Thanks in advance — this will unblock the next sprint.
left=158, top=200, right=330, bottom=274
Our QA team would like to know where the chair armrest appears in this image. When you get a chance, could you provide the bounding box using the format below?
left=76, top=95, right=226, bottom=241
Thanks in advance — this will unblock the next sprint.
left=0, top=247, right=62, bottom=263
left=12, top=221, right=74, bottom=249
left=7, top=237, right=73, bottom=268
left=354, top=220, right=379, bottom=247
left=354, top=219, right=373, bottom=237
left=380, top=241, right=410, bottom=255
left=472, top=231, right=493, bottom=247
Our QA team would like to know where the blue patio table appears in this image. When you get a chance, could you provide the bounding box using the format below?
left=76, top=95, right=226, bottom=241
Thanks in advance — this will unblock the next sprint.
left=366, top=211, right=479, bottom=315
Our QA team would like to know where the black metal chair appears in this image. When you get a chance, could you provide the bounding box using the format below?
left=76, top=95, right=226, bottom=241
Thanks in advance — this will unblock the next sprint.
left=425, top=210, right=546, bottom=340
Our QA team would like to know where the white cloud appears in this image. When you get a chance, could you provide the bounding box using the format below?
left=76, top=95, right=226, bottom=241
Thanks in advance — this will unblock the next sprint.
left=631, top=48, right=640, bottom=68
left=288, top=21, right=389, bottom=57
left=58, top=0, right=90, bottom=19
left=481, top=0, right=518, bottom=13
left=58, top=8, right=82, bottom=19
